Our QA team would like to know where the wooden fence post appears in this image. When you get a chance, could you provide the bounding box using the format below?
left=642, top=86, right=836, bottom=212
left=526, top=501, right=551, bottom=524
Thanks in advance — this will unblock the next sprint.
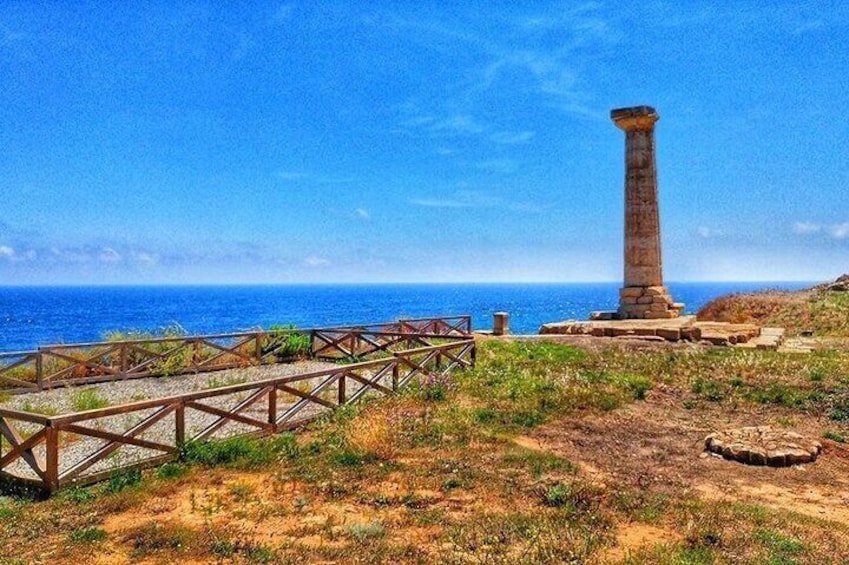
left=35, top=352, right=43, bottom=391
left=255, top=333, right=263, bottom=365
left=268, top=386, right=277, bottom=427
left=175, top=403, right=185, bottom=451
left=338, top=374, right=346, bottom=405
left=392, top=362, right=399, bottom=392
left=45, top=426, right=59, bottom=493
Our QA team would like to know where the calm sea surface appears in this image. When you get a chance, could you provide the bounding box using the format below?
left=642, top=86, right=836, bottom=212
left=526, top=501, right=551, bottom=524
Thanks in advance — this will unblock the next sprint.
left=0, top=282, right=811, bottom=352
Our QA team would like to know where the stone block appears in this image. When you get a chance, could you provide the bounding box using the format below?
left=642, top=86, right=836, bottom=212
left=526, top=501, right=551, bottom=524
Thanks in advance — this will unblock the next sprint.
left=649, top=302, right=670, bottom=312
left=644, top=310, right=676, bottom=319
left=681, top=326, right=702, bottom=341
left=620, top=296, right=638, bottom=305
left=590, top=326, right=606, bottom=337
left=651, top=294, right=672, bottom=305
left=620, top=287, right=644, bottom=298
left=644, top=286, right=667, bottom=296
left=656, top=328, right=681, bottom=341
left=611, top=327, right=636, bottom=337
left=637, top=296, right=653, bottom=304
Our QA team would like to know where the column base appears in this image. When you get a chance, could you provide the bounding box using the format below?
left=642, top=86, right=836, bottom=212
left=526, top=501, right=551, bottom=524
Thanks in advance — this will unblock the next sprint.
left=617, top=286, right=684, bottom=320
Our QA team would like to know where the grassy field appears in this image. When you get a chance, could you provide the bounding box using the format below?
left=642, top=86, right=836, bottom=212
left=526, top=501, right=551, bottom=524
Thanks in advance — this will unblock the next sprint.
left=2, top=337, right=849, bottom=564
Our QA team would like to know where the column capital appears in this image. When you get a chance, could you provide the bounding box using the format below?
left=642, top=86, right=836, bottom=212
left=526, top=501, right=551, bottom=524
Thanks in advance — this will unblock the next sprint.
left=611, top=105, right=659, bottom=131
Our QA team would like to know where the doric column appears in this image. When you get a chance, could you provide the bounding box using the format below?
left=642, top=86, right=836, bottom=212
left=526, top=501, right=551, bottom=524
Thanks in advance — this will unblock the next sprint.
left=611, top=106, right=682, bottom=319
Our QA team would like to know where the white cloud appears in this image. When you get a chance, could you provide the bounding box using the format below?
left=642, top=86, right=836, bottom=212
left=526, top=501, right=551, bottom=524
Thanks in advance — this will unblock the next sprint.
left=490, top=130, right=536, bottom=144
left=792, top=221, right=821, bottom=234
left=0, top=245, right=14, bottom=258
left=134, top=251, right=159, bottom=265
left=304, top=256, right=331, bottom=267
left=430, top=114, right=484, bottom=135
left=435, top=147, right=454, bottom=156
left=98, top=248, right=122, bottom=262
left=829, top=223, right=849, bottom=239
left=355, top=208, right=370, bottom=221
left=697, top=226, right=722, bottom=238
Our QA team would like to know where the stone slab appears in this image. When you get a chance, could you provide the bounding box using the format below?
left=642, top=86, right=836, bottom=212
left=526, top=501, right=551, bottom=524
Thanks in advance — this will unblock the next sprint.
left=539, top=316, right=767, bottom=346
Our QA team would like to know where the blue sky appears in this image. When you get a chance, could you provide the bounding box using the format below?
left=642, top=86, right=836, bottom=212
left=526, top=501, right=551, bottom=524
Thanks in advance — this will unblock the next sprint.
left=1, top=1, right=847, bottom=284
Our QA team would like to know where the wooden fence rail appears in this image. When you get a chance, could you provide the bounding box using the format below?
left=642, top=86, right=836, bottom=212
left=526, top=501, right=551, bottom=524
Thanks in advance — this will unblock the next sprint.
left=0, top=316, right=474, bottom=494
left=0, top=315, right=472, bottom=393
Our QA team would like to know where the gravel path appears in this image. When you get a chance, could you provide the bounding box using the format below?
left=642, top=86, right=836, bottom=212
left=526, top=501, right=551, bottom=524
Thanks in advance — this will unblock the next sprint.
left=0, top=360, right=390, bottom=483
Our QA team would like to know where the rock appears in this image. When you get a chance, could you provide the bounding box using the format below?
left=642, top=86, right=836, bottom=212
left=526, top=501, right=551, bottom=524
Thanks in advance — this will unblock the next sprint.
left=704, top=426, right=821, bottom=467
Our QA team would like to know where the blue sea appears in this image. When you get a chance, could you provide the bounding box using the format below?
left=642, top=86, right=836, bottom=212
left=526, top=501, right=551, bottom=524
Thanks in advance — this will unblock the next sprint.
left=0, top=282, right=812, bottom=353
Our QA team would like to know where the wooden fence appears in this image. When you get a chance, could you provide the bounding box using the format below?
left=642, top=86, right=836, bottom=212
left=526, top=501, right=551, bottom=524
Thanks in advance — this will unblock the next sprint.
left=0, top=316, right=474, bottom=494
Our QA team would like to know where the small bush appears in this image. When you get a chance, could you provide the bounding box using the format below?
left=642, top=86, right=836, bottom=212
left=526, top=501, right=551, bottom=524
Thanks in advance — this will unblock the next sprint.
left=60, top=487, right=97, bottom=503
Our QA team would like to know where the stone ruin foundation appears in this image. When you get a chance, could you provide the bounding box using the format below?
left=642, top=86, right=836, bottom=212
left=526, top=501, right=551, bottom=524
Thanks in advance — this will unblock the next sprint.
left=704, top=426, right=822, bottom=467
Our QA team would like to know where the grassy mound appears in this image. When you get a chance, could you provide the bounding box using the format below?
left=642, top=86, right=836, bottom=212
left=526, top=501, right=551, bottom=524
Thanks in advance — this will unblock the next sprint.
left=697, top=276, right=849, bottom=336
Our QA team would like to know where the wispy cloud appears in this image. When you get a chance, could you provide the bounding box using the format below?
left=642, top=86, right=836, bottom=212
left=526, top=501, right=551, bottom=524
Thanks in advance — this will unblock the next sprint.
left=304, top=256, right=331, bottom=267
left=410, top=198, right=475, bottom=209
left=697, top=226, right=723, bottom=238
left=792, top=221, right=821, bottom=234
left=476, top=159, right=518, bottom=174
left=490, top=130, right=535, bottom=145
left=355, top=208, right=370, bottom=221
left=792, top=221, right=849, bottom=239
left=98, top=247, right=122, bottom=262
left=0, top=245, right=15, bottom=259
left=829, top=223, right=849, bottom=239
left=390, top=4, right=619, bottom=140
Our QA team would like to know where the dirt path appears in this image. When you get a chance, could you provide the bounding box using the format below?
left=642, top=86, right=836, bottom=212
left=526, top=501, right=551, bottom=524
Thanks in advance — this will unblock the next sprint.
left=522, top=387, right=849, bottom=525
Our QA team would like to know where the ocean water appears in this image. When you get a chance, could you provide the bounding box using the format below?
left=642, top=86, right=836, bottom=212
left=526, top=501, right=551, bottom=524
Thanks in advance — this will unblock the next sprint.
left=0, top=282, right=811, bottom=353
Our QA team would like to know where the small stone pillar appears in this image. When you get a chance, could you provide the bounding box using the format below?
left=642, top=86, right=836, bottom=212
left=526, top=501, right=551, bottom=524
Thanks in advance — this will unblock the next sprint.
left=493, top=312, right=509, bottom=336
left=611, top=106, right=683, bottom=319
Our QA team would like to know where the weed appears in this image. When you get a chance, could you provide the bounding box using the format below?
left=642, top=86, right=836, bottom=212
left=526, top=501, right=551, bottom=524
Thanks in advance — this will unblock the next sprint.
left=20, top=400, right=59, bottom=416
left=60, top=487, right=97, bottom=503
left=228, top=481, right=255, bottom=501
left=182, top=433, right=298, bottom=469
left=71, top=388, right=109, bottom=412
left=106, top=468, right=142, bottom=493
left=204, top=374, right=248, bottom=390
left=156, top=463, right=187, bottom=480
left=347, top=520, right=386, bottom=542
left=622, top=374, right=653, bottom=400
left=822, top=430, right=847, bottom=443
left=69, top=527, right=108, bottom=543
left=128, top=521, right=194, bottom=557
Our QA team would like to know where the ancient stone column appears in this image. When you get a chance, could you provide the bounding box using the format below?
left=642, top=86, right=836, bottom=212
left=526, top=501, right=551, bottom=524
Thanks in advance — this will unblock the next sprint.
left=611, top=106, right=682, bottom=319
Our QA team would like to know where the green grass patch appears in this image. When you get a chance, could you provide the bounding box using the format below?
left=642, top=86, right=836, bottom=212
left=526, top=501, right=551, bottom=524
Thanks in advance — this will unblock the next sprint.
left=822, top=430, right=847, bottom=443
left=70, top=388, right=109, bottom=412
left=182, top=433, right=299, bottom=469
left=69, top=526, right=108, bottom=543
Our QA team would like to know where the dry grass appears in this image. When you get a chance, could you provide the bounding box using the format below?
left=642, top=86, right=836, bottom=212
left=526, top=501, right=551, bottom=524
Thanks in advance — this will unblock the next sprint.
left=697, top=283, right=849, bottom=337
left=2, top=339, right=849, bottom=564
